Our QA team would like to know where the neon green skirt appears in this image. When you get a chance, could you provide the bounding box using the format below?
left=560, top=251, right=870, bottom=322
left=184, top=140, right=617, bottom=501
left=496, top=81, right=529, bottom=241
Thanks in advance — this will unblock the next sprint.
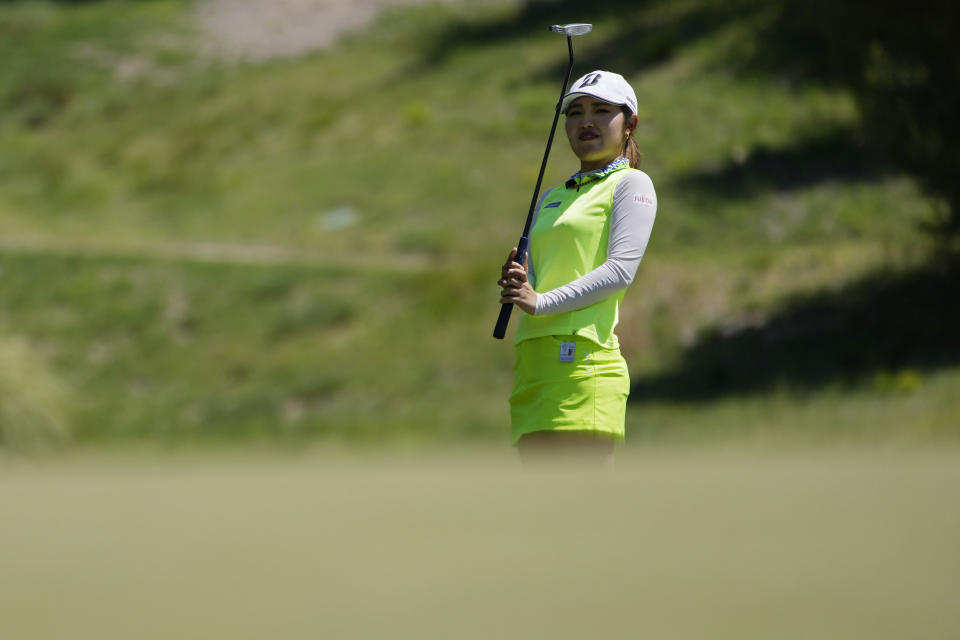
left=510, top=335, right=630, bottom=444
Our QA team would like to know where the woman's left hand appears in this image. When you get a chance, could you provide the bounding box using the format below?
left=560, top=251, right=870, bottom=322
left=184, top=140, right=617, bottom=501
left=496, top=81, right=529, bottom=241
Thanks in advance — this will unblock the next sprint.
left=498, top=249, right=537, bottom=315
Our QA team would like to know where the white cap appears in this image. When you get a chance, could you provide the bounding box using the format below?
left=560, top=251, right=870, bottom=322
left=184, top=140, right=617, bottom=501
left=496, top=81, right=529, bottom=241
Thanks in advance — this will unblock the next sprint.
left=561, top=70, right=638, bottom=117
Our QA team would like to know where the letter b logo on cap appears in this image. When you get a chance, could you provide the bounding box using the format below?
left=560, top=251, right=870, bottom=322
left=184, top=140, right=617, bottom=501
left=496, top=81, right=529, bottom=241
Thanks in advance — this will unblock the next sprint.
left=580, top=73, right=602, bottom=87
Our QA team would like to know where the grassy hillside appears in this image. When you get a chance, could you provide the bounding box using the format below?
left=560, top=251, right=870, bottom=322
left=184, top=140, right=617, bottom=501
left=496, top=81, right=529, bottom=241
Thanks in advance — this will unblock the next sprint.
left=0, top=0, right=956, bottom=450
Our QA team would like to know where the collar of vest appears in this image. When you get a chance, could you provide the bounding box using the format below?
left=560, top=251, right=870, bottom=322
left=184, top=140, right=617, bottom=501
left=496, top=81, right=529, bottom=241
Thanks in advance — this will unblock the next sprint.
left=565, top=157, right=631, bottom=190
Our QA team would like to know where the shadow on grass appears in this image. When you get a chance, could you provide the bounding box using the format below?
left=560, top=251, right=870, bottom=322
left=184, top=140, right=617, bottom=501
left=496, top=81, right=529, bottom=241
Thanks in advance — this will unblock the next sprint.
left=630, top=257, right=960, bottom=402
left=410, top=0, right=758, bottom=81
left=674, top=126, right=892, bottom=199
left=729, top=0, right=960, bottom=238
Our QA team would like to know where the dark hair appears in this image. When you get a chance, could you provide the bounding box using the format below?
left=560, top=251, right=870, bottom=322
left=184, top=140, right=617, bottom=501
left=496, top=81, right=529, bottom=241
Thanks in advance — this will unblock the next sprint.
left=620, top=105, right=642, bottom=169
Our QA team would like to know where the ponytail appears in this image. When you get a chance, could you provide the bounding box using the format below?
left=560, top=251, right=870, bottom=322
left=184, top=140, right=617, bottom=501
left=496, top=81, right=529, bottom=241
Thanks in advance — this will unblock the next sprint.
left=620, top=105, right=642, bottom=168
left=624, top=135, right=642, bottom=169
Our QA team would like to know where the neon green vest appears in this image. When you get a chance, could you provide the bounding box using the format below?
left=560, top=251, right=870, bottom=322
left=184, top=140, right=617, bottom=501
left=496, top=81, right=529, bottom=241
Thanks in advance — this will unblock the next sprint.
left=515, top=161, right=632, bottom=348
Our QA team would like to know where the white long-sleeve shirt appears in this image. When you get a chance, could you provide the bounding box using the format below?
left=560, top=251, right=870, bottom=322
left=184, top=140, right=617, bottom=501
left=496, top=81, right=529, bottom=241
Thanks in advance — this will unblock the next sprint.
left=530, top=169, right=657, bottom=315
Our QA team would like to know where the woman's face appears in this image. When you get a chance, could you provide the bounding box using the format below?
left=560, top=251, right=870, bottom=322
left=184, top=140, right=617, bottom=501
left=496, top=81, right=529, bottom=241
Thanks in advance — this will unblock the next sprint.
left=564, top=96, right=632, bottom=171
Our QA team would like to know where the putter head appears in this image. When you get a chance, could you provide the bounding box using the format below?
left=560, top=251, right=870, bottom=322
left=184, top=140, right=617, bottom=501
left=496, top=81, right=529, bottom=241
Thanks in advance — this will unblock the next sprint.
left=550, top=23, right=592, bottom=37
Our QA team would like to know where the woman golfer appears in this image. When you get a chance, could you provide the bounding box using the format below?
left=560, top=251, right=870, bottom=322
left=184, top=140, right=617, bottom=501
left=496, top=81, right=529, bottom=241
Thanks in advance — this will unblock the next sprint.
left=498, top=71, right=657, bottom=463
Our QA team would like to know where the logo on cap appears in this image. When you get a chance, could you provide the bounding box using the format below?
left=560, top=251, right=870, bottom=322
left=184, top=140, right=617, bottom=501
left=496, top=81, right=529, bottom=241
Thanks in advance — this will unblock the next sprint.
left=579, top=73, right=602, bottom=87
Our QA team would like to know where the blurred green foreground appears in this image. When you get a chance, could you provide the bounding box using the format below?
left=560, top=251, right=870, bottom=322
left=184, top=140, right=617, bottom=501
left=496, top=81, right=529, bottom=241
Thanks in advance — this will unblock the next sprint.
left=1, top=447, right=958, bottom=639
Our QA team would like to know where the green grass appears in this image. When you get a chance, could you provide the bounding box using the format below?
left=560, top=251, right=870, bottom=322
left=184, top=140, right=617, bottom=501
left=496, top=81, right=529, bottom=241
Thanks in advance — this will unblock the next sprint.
left=2, top=447, right=959, bottom=639
left=0, top=248, right=513, bottom=446
left=627, top=368, right=960, bottom=446
left=0, top=0, right=955, bottom=449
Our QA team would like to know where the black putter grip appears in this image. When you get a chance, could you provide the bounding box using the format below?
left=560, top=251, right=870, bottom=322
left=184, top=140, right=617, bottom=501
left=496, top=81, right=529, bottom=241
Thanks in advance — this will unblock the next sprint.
left=493, top=237, right=529, bottom=339
left=493, top=301, right=514, bottom=340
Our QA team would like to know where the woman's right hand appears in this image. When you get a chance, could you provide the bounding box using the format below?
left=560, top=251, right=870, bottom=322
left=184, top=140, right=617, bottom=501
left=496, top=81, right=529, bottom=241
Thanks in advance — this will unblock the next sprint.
left=498, top=248, right=537, bottom=315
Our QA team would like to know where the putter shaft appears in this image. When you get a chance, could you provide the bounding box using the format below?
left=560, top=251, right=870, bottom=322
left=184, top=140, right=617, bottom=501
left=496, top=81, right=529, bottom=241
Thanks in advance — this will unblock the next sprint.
left=494, top=27, right=589, bottom=340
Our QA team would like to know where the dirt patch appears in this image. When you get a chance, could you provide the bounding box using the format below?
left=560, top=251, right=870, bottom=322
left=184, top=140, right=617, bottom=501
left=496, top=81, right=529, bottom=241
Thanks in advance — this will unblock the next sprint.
left=195, top=0, right=455, bottom=61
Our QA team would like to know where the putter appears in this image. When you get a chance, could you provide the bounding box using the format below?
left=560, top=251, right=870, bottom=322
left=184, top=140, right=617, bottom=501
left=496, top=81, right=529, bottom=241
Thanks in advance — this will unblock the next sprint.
left=493, top=23, right=593, bottom=340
